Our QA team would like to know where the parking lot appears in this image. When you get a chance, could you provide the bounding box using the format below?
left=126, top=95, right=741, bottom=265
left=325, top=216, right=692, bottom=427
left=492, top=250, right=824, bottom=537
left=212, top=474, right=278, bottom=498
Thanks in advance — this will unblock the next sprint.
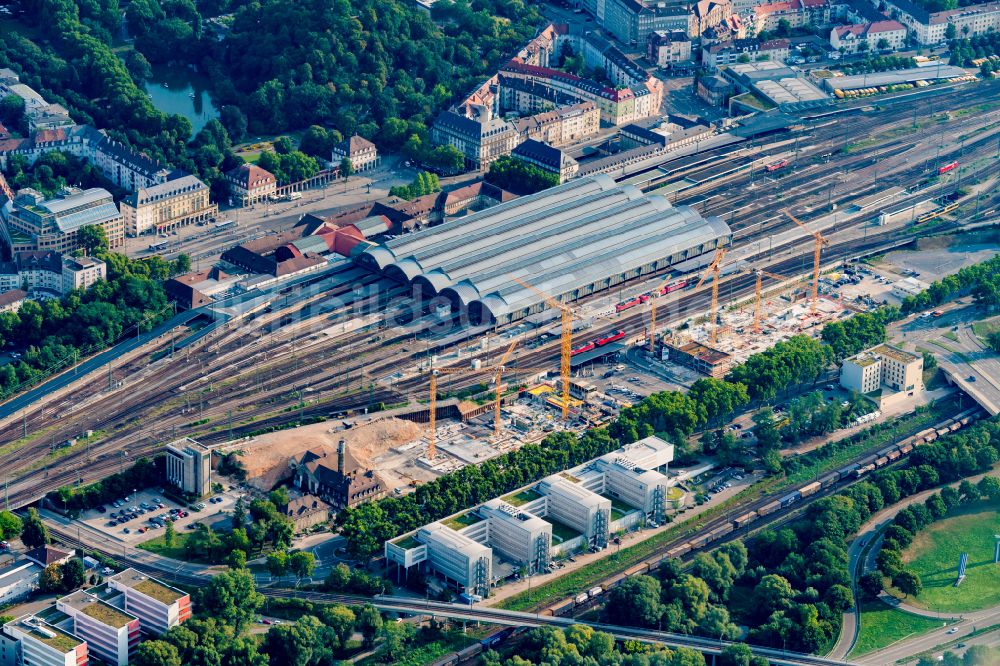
left=74, top=486, right=244, bottom=545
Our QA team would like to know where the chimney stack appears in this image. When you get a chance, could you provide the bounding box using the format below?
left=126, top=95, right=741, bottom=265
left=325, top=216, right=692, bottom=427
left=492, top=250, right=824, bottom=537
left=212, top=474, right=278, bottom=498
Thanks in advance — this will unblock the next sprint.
left=338, top=439, right=345, bottom=476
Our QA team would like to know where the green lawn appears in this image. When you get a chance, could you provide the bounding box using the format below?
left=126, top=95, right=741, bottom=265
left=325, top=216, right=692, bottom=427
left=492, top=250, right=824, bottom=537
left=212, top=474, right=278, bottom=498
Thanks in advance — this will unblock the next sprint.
left=504, top=489, right=542, bottom=507
left=548, top=519, right=582, bottom=544
left=137, top=532, right=191, bottom=560
left=890, top=503, right=1000, bottom=613
left=849, top=600, right=949, bottom=658
left=442, top=512, right=483, bottom=530
left=971, top=317, right=1000, bottom=344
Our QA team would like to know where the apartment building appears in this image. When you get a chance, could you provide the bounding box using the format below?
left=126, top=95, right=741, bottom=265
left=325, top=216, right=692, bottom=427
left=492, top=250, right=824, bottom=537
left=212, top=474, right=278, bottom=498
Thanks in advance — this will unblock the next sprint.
left=647, top=29, right=693, bottom=66
left=1, top=615, right=88, bottom=666
left=702, top=37, right=791, bottom=68
left=56, top=591, right=140, bottom=666
left=830, top=19, right=906, bottom=52
left=0, top=251, right=61, bottom=294
left=5, top=188, right=124, bottom=252
left=225, top=164, right=277, bottom=206
left=106, top=569, right=192, bottom=635
left=61, top=256, right=106, bottom=293
left=0, top=72, right=74, bottom=133
left=121, top=175, right=216, bottom=236
left=603, top=0, right=694, bottom=46
left=840, top=344, right=923, bottom=394
left=882, top=0, right=1000, bottom=44
left=164, top=438, right=211, bottom=497
left=751, top=0, right=834, bottom=34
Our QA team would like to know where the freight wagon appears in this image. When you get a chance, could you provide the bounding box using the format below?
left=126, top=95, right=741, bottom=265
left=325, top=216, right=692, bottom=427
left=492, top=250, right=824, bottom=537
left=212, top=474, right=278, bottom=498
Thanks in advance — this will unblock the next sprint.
left=818, top=473, right=840, bottom=489
left=733, top=512, right=758, bottom=528
left=667, top=543, right=692, bottom=558
left=758, top=500, right=782, bottom=516
left=709, top=524, right=735, bottom=541
left=799, top=482, right=822, bottom=497
left=779, top=491, right=801, bottom=508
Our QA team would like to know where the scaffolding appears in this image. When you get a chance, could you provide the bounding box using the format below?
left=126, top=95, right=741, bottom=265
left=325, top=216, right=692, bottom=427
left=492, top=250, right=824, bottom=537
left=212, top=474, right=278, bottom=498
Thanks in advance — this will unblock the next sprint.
left=534, top=533, right=551, bottom=573
left=651, top=484, right=666, bottom=524
left=593, top=508, right=609, bottom=549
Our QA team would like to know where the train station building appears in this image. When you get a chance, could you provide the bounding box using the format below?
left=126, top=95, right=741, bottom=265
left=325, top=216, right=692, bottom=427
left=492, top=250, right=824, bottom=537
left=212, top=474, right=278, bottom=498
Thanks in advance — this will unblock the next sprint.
left=353, top=175, right=731, bottom=325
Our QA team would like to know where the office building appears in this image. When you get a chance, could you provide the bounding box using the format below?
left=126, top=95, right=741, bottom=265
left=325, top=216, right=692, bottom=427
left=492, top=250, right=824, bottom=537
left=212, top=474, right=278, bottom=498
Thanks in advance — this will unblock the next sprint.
left=164, top=438, right=211, bottom=497
left=537, top=475, right=611, bottom=548
left=106, top=569, right=192, bottom=635
left=120, top=175, right=216, bottom=236
left=5, top=188, right=123, bottom=253
left=56, top=591, right=139, bottom=666
left=840, top=344, right=923, bottom=395
left=430, top=112, right=519, bottom=171
left=420, top=522, right=492, bottom=596
left=1, top=615, right=87, bottom=666
left=61, top=256, right=106, bottom=293
left=0, top=557, right=43, bottom=606
left=479, top=500, right=552, bottom=572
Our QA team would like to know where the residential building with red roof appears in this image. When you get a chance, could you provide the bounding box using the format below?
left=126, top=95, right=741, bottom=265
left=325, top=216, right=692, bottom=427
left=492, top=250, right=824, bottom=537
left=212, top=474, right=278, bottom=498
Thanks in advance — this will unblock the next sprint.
left=830, top=20, right=906, bottom=53
left=225, top=163, right=276, bottom=206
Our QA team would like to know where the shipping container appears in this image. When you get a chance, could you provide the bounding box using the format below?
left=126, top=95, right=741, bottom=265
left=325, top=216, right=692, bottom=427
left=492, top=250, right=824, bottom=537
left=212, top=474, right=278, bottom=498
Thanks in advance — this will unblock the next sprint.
left=780, top=491, right=801, bottom=507
left=667, top=543, right=693, bottom=558
left=689, top=534, right=710, bottom=548
left=589, top=586, right=605, bottom=598
left=709, top=524, right=735, bottom=540
left=734, top=511, right=758, bottom=528
left=575, top=593, right=589, bottom=604
left=624, top=562, right=649, bottom=577
left=799, top=481, right=822, bottom=497
left=758, top=500, right=782, bottom=516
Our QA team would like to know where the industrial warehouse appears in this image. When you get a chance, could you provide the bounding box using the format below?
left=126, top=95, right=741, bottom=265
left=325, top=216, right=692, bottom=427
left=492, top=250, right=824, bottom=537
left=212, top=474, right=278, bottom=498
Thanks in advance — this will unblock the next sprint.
left=384, top=436, right=678, bottom=597
left=353, top=175, right=731, bottom=324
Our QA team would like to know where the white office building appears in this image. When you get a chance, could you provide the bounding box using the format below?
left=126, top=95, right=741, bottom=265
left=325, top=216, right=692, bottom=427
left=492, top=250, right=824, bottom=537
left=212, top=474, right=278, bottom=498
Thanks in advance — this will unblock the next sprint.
left=537, top=475, right=611, bottom=548
left=419, top=523, right=492, bottom=596
left=591, top=454, right=670, bottom=522
left=479, top=500, right=552, bottom=572
left=164, top=438, right=211, bottom=496
left=106, top=569, right=192, bottom=635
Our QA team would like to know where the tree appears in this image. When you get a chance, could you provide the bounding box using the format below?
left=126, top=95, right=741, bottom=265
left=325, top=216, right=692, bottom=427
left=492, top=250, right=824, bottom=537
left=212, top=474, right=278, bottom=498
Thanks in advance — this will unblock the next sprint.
left=77, top=225, right=108, bottom=256
left=164, top=519, right=176, bottom=548
left=133, top=640, right=182, bottom=666
left=893, top=569, right=922, bottom=597
left=754, top=574, right=795, bottom=618
left=376, top=620, right=413, bottom=662
left=720, top=643, right=754, bottom=666
left=319, top=605, right=356, bottom=649
left=39, top=564, right=63, bottom=592
left=200, top=569, right=263, bottom=632
left=340, top=157, right=353, bottom=180
left=604, top=575, right=663, bottom=628
left=859, top=571, right=883, bottom=599
left=267, top=550, right=288, bottom=576
left=21, top=508, right=49, bottom=548
left=0, top=510, right=23, bottom=539
left=988, top=331, right=1000, bottom=354
left=877, top=37, right=890, bottom=50
left=172, top=254, right=191, bottom=275
left=228, top=549, right=247, bottom=569
left=61, top=559, right=86, bottom=591
left=485, top=155, right=559, bottom=195
left=288, top=551, right=315, bottom=578
left=357, top=604, right=383, bottom=648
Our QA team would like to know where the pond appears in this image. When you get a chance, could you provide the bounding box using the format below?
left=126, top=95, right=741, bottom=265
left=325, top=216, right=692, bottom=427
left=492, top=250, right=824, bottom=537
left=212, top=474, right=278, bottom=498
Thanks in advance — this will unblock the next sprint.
left=142, top=63, right=219, bottom=136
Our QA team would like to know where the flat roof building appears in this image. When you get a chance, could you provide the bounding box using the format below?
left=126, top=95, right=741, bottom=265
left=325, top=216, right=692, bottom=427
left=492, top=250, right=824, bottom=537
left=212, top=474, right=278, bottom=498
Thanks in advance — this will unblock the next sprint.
left=56, top=591, right=139, bottom=666
left=417, top=522, right=492, bottom=597
left=479, top=499, right=552, bottom=573
left=821, top=65, right=969, bottom=92
left=840, top=343, right=923, bottom=395
left=663, top=339, right=732, bottom=377
left=106, top=569, right=192, bottom=635
left=164, top=438, right=211, bottom=497
left=537, top=474, right=611, bottom=548
left=2, top=615, right=87, bottom=666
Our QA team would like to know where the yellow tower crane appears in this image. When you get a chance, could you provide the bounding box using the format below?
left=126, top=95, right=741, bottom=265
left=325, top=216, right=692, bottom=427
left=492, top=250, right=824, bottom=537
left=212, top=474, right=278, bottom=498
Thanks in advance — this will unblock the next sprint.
left=512, top=277, right=576, bottom=421
left=693, top=248, right=728, bottom=346
left=784, top=209, right=829, bottom=312
left=745, top=267, right=792, bottom=334
left=426, top=339, right=551, bottom=456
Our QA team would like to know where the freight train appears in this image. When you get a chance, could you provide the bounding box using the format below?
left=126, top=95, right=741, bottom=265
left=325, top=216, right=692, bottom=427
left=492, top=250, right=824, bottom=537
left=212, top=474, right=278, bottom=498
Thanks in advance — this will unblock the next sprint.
left=429, top=628, right=524, bottom=666
left=613, top=279, right=690, bottom=313
left=570, top=330, right=627, bottom=356
left=538, top=408, right=980, bottom=618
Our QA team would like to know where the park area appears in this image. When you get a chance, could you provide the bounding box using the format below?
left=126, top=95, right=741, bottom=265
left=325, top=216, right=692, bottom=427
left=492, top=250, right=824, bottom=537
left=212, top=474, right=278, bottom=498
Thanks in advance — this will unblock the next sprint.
left=849, top=600, right=951, bottom=658
left=891, top=503, right=1000, bottom=613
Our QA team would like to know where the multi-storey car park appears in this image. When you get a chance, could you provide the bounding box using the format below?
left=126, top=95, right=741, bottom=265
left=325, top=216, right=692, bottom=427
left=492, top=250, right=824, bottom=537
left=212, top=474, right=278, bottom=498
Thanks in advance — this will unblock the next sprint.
left=353, top=175, right=731, bottom=325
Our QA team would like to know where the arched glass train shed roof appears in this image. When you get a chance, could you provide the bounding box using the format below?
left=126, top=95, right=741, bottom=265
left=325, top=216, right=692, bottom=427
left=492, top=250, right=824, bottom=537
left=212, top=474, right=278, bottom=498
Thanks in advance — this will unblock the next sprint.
left=353, top=175, right=731, bottom=324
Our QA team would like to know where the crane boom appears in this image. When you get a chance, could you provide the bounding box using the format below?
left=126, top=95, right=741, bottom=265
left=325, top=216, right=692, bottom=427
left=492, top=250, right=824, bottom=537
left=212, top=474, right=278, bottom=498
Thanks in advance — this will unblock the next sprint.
left=694, top=248, right=727, bottom=346
left=512, top=277, right=574, bottom=420
left=784, top=210, right=829, bottom=312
